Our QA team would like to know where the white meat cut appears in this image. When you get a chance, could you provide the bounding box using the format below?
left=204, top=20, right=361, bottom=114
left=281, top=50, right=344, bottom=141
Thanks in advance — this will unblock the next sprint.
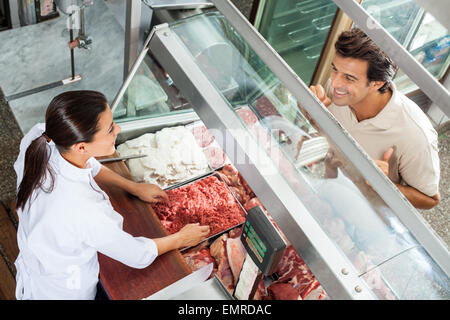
left=117, top=126, right=209, bottom=188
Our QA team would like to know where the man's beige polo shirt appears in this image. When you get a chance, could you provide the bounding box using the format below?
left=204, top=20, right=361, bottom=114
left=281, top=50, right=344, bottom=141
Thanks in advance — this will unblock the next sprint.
left=326, top=82, right=440, bottom=197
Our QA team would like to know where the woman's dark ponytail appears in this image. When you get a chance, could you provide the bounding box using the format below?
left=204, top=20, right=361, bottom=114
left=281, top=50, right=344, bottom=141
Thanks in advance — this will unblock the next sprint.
left=16, top=135, right=55, bottom=210
left=16, top=90, right=107, bottom=211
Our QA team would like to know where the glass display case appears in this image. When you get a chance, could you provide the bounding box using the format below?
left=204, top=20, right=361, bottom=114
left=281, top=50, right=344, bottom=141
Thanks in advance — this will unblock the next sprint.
left=112, top=9, right=449, bottom=299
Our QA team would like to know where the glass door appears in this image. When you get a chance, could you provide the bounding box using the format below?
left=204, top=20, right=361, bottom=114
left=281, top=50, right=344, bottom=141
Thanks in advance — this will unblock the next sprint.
left=255, top=0, right=338, bottom=85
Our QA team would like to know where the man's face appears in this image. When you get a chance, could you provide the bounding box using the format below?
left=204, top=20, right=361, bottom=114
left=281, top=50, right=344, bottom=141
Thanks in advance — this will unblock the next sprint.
left=330, top=55, right=372, bottom=107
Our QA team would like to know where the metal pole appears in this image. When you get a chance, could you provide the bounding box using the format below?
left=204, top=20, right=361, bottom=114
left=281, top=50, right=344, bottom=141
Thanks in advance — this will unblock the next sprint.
left=124, top=0, right=142, bottom=81
left=69, top=13, right=75, bottom=80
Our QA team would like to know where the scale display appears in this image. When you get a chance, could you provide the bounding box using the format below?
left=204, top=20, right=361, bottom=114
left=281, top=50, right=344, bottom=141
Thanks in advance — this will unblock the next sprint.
left=241, top=206, right=287, bottom=275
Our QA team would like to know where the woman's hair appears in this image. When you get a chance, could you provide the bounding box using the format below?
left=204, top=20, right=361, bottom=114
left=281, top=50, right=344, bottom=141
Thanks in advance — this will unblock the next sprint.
left=335, top=27, right=398, bottom=93
left=16, top=90, right=108, bottom=210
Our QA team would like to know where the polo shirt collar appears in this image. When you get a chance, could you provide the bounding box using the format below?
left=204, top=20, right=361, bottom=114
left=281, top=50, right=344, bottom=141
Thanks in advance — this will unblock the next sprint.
left=358, top=83, right=401, bottom=130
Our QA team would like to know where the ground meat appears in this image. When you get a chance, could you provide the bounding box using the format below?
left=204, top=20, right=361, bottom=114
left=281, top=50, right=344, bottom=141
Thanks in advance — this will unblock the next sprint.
left=152, top=176, right=246, bottom=237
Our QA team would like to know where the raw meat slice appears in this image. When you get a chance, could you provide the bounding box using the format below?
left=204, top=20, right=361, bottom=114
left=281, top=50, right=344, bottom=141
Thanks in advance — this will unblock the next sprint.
left=210, top=234, right=234, bottom=294
left=222, top=163, right=239, bottom=176
left=229, top=186, right=251, bottom=205
left=203, top=146, right=226, bottom=168
left=216, top=172, right=232, bottom=186
left=266, top=283, right=299, bottom=300
left=210, top=234, right=228, bottom=264
left=191, top=125, right=215, bottom=148
left=228, top=226, right=243, bottom=239
left=236, top=108, right=258, bottom=126
left=304, top=285, right=328, bottom=300
left=238, top=172, right=255, bottom=199
left=219, top=165, right=253, bottom=205
left=183, top=243, right=217, bottom=279
left=254, top=96, right=280, bottom=117
left=226, top=237, right=247, bottom=285
left=275, top=246, right=320, bottom=299
left=221, top=164, right=240, bottom=186
left=252, top=278, right=266, bottom=300
left=244, top=197, right=264, bottom=212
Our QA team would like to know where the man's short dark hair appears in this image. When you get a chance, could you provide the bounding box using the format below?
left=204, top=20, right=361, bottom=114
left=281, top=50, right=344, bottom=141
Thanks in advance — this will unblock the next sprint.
left=335, top=27, right=398, bottom=93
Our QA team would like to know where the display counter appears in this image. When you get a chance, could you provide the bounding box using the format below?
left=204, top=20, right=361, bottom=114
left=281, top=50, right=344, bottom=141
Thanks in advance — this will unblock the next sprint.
left=104, top=8, right=449, bottom=300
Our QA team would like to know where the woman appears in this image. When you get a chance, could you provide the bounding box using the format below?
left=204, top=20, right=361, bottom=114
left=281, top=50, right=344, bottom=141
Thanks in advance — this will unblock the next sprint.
left=14, top=90, right=210, bottom=300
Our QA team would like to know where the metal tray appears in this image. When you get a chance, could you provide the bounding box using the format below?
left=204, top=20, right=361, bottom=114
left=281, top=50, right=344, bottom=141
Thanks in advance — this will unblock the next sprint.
left=162, top=165, right=225, bottom=191
left=156, top=167, right=248, bottom=252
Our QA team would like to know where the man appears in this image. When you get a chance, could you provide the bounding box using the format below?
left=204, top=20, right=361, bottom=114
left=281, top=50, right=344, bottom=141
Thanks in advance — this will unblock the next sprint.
left=309, top=28, right=440, bottom=209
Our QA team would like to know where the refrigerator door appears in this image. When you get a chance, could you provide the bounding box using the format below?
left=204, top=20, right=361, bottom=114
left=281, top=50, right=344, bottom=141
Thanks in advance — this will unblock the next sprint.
left=255, top=0, right=338, bottom=85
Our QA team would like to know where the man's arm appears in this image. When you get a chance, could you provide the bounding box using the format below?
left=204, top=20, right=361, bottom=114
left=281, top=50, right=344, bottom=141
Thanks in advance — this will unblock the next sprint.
left=94, top=165, right=169, bottom=203
left=373, top=148, right=440, bottom=209
left=395, top=184, right=440, bottom=210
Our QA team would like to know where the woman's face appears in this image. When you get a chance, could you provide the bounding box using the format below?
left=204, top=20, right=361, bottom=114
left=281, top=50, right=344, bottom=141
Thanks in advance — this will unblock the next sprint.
left=87, top=106, right=121, bottom=157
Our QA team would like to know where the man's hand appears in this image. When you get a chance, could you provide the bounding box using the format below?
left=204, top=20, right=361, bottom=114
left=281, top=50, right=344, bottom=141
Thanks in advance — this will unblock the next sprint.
left=369, top=147, right=439, bottom=209
left=131, top=183, right=169, bottom=204
left=373, top=147, right=394, bottom=176
left=309, top=84, right=331, bottom=107
left=324, top=149, right=342, bottom=179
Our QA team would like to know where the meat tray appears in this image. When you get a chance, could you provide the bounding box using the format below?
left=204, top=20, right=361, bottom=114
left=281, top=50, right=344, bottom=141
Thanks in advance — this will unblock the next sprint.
left=154, top=168, right=248, bottom=252
left=162, top=165, right=224, bottom=191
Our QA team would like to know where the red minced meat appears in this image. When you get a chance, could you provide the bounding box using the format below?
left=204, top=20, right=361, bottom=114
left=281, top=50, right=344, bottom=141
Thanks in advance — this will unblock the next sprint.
left=152, top=176, right=246, bottom=237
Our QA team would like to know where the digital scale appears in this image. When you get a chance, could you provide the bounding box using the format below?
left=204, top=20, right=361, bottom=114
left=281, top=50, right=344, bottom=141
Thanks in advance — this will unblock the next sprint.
left=234, top=206, right=287, bottom=300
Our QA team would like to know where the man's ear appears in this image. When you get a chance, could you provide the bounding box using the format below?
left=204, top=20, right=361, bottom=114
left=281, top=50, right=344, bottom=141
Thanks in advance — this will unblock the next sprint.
left=71, top=142, right=88, bottom=154
left=370, top=80, right=385, bottom=92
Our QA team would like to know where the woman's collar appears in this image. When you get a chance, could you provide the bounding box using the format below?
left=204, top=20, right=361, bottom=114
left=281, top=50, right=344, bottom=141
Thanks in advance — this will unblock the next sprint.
left=51, top=146, right=94, bottom=182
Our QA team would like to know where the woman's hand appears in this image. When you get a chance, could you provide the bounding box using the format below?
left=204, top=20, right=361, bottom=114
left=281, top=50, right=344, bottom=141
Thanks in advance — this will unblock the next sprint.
left=131, top=182, right=169, bottom=203
left=175, top=223, right=210, bottom=248
left=154, top=223, right=211, bottom=256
